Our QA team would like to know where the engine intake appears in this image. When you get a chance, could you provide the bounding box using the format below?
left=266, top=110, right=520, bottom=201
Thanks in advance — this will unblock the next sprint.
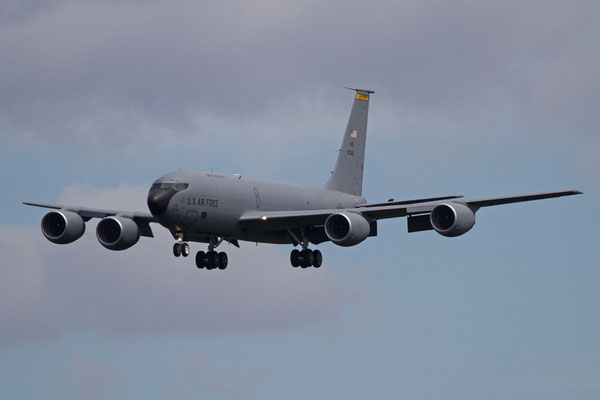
left=96, top=216, right=140, bottom=251
left=324, top=211, right=371, bottom=246
left=41, top=210, right=86, bottom=244
left=430, top=203, right=475, bottom=237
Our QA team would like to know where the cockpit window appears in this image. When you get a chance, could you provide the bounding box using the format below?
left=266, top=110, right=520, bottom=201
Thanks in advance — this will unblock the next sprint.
left=151, top=182, right=189, bottom=191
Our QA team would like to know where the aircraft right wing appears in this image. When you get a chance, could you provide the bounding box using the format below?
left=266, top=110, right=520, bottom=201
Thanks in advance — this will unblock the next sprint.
left=23, top=201, right=156, bottom=237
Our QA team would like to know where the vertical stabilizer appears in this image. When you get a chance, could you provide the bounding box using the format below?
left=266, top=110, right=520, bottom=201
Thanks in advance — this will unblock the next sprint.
left=324, top=87, right=373, bottom=196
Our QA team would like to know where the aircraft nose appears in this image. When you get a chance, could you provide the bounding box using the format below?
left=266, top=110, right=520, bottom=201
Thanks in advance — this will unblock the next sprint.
left=147, top=188, right=175, bottom=216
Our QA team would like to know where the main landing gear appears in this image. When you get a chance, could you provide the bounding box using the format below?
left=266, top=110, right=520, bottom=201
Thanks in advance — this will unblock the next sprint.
left=173, top=240, right=228, bottom=270
left=182, top=236, right=228, bottom=270
left=290, top=249, right=322, bottom=268
left=287, top=227, right=322, bottom=268
left=195, top=250, right=228, bottom=270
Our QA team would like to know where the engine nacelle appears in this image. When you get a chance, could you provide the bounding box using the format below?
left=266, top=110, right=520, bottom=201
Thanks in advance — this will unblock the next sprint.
left=41, top=210, right=86, bottom=244
left=430, top=203, right=476, bottom=237
left=324, top=211, right=371, bottom=247
left=96, top=216, right=140, bottom=251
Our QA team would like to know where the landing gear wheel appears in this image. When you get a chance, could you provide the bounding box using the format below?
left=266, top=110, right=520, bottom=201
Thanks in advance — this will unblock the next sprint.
left=195, top=251, right=205, bottom=269
left=290, top=249, right=300, bottom=267
left=173, top=242, right=182, bottom=257
left=218, top=252, right=228, bottom=270
left=208, top=251, right=220, bottom=270
left=306, top=250, right=314, bottom=267
left=300, top=249, right=314, bottom=268
left=181, top=242, right=190, bottom=257
left=312, top=249, right=322, bottom=268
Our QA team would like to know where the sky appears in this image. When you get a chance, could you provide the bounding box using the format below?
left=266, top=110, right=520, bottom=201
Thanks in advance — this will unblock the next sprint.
left=0, top=0, right=598, bottom=399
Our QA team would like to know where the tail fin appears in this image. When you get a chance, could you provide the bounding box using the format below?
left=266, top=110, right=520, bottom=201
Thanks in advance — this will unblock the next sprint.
left=324, top=87, right=374, bottom=196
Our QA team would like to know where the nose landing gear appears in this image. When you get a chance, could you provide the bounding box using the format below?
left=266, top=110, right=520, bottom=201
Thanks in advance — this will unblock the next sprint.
left=173, top=242, right=190, bottom=257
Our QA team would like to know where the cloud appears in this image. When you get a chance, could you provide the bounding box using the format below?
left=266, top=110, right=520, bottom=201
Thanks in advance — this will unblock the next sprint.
left=0, top=0, right=597, bottom=151
left=49, top=351, right=129, bottom=400
left=165, top=351, right=270, bottom=399
left=58, top=183, right=150, bottom=211
left=0, top=184, right=356, bottom=347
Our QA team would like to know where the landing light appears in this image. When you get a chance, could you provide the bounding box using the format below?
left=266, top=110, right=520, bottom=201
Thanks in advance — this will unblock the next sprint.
left=261, top=216, right=268, bottom=221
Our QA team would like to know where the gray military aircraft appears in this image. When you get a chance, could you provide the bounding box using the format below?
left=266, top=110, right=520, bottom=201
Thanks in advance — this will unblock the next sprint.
left=25, top=88, right=582, bottom=270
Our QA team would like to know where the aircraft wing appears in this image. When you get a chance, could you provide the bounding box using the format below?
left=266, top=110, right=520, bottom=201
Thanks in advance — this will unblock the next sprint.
left=460, top=190, right=583, bottom=208
left=360, top=190, right=583, bottom=219
left=357, top=195, right=464, bottom=208
left=238, top=190, right=582, bottom=229
left=238, top=209, right=336, bottom=230
left=23, top=201, right=156, bottom=237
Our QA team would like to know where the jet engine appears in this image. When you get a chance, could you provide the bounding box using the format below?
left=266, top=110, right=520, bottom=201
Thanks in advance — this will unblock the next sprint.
left=324, top=211, right=371, bottom=246
left=41, top=210, right=86, bottom=244
left=96, top=216, right=140, bottom=250
left=430, top=203, right=476, bottom=237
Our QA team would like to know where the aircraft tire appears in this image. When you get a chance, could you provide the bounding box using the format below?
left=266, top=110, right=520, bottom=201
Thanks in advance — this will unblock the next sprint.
left=195, top=251, right=205, bottom=269
left=306, top=250, right=315, bottom=267
left=173, top=242, right=182, bottom=257
left=208, top=251, right=220, bottom=270
left=181, top=243, right=190, bottom=257
left=312, top=250, right=322, bottom=268
left=300, top=250, right=313, bottom=268
left=290, top=249, right=300, bottom=267
left=218, top=252, right=228, bottom=270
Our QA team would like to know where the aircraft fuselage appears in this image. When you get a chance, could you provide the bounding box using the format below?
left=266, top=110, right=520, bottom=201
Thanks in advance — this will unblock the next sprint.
left=148, top=170, right=366, bottom=244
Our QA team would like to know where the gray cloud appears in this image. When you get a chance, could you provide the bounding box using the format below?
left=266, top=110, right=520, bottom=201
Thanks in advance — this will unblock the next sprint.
left=165, top=351, right=270, bottom=399
left=58, top=183, right=151, bottom=210
left=0, top=184, right=357, bottom=346
left=0, top=0, right=60, bottom=26
left=49, top=351, right=129, bottom=400
left=0, top=0, right=597, bottom=150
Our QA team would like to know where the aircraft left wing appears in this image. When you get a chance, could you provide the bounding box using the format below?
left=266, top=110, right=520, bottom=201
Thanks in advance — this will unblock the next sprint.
left=23, top=201, right=156, bottom=237
left=361, top=190, right=583, bottom=220
left=237, top=190, right=582, bottom=230
left=238, top=209, right=336, bottom=230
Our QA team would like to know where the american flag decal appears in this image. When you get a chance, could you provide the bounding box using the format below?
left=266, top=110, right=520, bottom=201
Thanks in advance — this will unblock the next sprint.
left=350, top=129, right=358, bottom=138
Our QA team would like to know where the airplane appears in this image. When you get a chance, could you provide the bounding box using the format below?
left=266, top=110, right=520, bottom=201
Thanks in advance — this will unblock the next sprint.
left=24, top=87, right=582, bottom=270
